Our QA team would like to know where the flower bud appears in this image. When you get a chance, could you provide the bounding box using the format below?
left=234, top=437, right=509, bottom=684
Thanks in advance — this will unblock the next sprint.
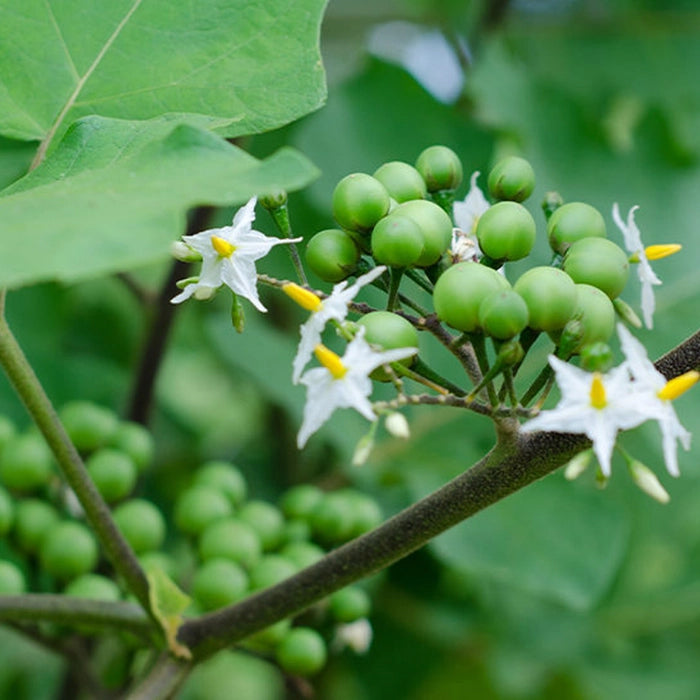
left=563, top=450, right=592, bottom=480
left=171, top=241, right=202, bottom=262
left=629, top=460, right=670, bottom=504
left=352, top=434, right=374, bottom=466
left=258, top=189, right=288, bottom=210
left=385, top=412, right=410, bottom=439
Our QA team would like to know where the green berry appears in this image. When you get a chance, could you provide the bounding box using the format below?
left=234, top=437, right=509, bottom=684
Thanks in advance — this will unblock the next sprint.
left=244, top=619, right=292, bottom=650
left=113, top=499, right=166, bottom=554
left=60, top=401, right=119, bottom=452
left=40, top=521, right=98, bottom=581
left=0, top=561, right=25, bottom=594
left=199, top=518, right=262, bottom=569
left=0, top=485, right=13, bottom=536
left=547, top=202, right=607, bottom=254
left=371, top=215, right=424, bottom=268
left=513, top=267, right=578, bottom=332
left=329, top=586, right=371, bottom=623
left=580, top=342, right=614, bottom=373
left=283, top=519, right=312, bottom=543
left=194, top=461, right=247, bottom=508
left=108, top=422, right=154, bottom=473
left=138, top=551, right=179, bottom=580
left=0, top=432, right=53, bottom=493
left=488, top=156, right=536, bottom=202
left=192, top=558, right=248, bottom=611
left=357, top=311, right=419, bottom=381
left=305, top=229, right=361, bottom=283
left=0, top=416, right=17, bottom=452
left=433, top=262, right=510, bottom=332
left=563, top=237, right=629, bottom=299
left=569, top=283, right=616, bottom=348
left=249, top=555, right=298, bottom=591
left=65, top=574, right=121, bottom=601
left=476, top=201, right=536, bottom=262
left=13, top=499, right=60, bottom=554
left=174, top=486, right=232, bottom=537
left=391, top=200, right=454, bottom=267
left=280, top=484, right=324, bottom=521
left=279, top=541, right=325, bottom=569
left=238, top=501, right=285, bottom=552
left=332, top=174, right=390, bottom=233
left=478, top=289, right=529, bottom=340
left=373, top=161, right=427, bottom=203
left=415, top=145, right=463, bottom=192
left=339, top=489, right=383, bottom=537
left=87, top=448, right=138, bottom=503
left=276, top=627, right=327, bottom=677
left=310, top=492, right=357, bottom=544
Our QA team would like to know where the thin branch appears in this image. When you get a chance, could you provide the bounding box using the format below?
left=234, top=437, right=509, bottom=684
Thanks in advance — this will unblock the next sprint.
left=125, top=653, right=191, bottom=700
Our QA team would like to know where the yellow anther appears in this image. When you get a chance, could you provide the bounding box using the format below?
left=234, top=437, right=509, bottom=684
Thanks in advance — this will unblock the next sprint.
left=211, top=235, right=235, bottom=257
left=589, top=373, right=607, bottom=409
left=657, top=370, right=700, bottom=401
left=314, top=344, right=347, bottom=379
left=282, top=283, right=322, bottom=312
left=645, top=243, right=682, bottom=261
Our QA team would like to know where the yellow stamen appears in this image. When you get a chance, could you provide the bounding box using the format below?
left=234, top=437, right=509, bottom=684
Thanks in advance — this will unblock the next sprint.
left=589, top=373, right=607, bottom=409
left=211, top=235, right=235, bottom=257
left=282, top=283, right=322, bottom=312
left=645, top=243, right=682, bottom=261
left=657, top=370, right=700, bottom=401
left=314, top=344, right=347, bottom=379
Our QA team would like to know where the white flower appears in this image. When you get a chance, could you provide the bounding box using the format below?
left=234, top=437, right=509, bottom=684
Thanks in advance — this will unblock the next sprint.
left=520, top=355, right=650, bottom=477
left=171, top=197, right=300, bottom=311
left=297, top=329, right=417, bottom=449
left=451, top=171, right=489, bottom=262
left=612, top=203, right=661, bottom=329
left=286, top=266, right=386, bottom=384
left=617, top=323, right=693, bottom=477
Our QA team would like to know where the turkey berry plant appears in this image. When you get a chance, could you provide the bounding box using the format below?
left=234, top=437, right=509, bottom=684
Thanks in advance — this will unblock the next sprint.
left=0, top=139, right=697, bottom=700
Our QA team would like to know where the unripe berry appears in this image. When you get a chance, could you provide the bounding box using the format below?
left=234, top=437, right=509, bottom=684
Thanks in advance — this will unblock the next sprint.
left=108, top=422, right=154, bottom=473
left=113, top=499, right=166, bottom=554
left=0, top=432, right=53, bottom=493
left=305, top=229, right=361, bottom=283
left=13, top=499, right=60, bottom=554
left=0, top=561, right=25, bottom=594
left=276, top=627, right=327, bottom=677
left=569, top=283, right=616, bottom=348
left=198, top=518, right=262, bottom=569
left=547, top=202, right=606, bottom=254
left=86, top=448, right=138, bottom=503
left=65, top=574, right=121, bottom=601
left=487, top=156, right=535, bottom=202
left=192, top=558, right=248, bottom=611
left=371, top=215, right=424, bottom=268
left=238, top=501, right=285, bottom=552
left=563, top=237, right=629, bottom=299
left=248, top=555, right=298, bottom=591
left=357, top=311, right=419, bottom=381
left=194, top=460, right=247, bottom=508
left=280, top=484, right=324, bottom=521
left=476, top=201, right=536, bottom=262
left=415, top=145, right=463, bottom=192
left=478, top=289, right=529, bottom=340
left=0, top=486, right=14, bottom=536
left=513, top=267, right=577, bottom=332
left=60, top=401, right=119, bottom=452
left=332, top=174, right=390, bottom=233
left=330, top=586, right=371, bottom=623
left=280, top=541, right=325, bottom=569
left=40, top=521, right=98, bottom=581
left=373, top=161, right=427, bottom=202
left=391, top=200, right=454, bottom=267
left=174, top=486, right=232, bottom=537
left=580, top=342, right=614, bottom=373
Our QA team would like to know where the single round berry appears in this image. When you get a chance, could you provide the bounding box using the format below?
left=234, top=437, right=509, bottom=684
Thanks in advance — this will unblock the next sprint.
left=113, top=499, right=166, bottom=554
left=40, top=521, right=98, bottom=581
left=174, top=486, right=233, bottom=537
left=305, top=229, right=361, bottom=283
left=65, top=573, right=121, bottom=601
left=487, top=156, right=536, bottom=202
left=476, top=201, right=536, bottom=262
left=357, top=311, right=419, bottom=381
left=310, top=492, right=357, bottom=544
left=138, top=551, right=179, bottom=580
left=391, top=200, right=454, bottom=267
left=547, top=202, right=607, bottom=254
left=563, top=237, right=629, bottom=299
left=280, top=484, right=324, bottom=521
left=238, top=501, right=285, bottom=552
left=513, top=267, right=578, bottom=332
left=276, top=627, right=328, bottom=677
left=0, top=431, right=53, bottom=493
left=192, top=558, right=249, bottom=612
left=415, top=145, right=463, bottom=192
left=59, top=401, right=119, bottom=452
left=198, top=518, right=262, bottom=569
left=249, top=555, right=298, bottom=591
left=0, top=485, right=14, bottom=536
left=13, top=499, right=60, bottom=554
left=0, top=561, right=25, bottom=594
left=283, top=518, right=312, bottom=543
left=371, top=215, right=424, bottom=268
left=569, top=283, right=616, bottom=348
left=332, top=174, right=390, bottom=233
left=194, top=461, right=247, bottom=508
left=580, top=342, right=614, bottom=373
left=373, top=161, right=427, bottom=203
left=244, top=619, right=292, bottom=651
left=338, top=490, right=383, bottom=537
left=279, top=541, right=325, bottom=569
left=87, top=448, right=138, bottom=503
left=329, top=586, right=371, bottom=623
left=108, top=422, right=154, bottom=473
left=478, top=289, right=530, bottom=340
left=433, top=262, right=510, bottom=332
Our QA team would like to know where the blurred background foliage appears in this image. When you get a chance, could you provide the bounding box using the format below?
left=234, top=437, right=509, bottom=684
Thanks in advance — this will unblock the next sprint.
left=2, top=0, right=700, bottom=697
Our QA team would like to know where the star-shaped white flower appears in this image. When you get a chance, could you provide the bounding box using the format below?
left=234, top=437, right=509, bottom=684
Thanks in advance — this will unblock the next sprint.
left=171, top=197, right=301, bottom=311
left=451, top=171, right=489, bottom=262
left=520, top=355, right=650, bottom=477
left=612, top=203, right=661, bottom=329
left=617, top=323, right=694, bottom=477
left=297, top=329, right=417, bottom=449
left=285, top=266, right=386, bottom=384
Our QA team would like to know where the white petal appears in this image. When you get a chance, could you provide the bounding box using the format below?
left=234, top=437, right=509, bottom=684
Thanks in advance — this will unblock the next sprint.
left=220, top=257, right=267, bottom=312
left=232, top=196, right=257, bottom=229
left=292, top=316, right=325, bottom=384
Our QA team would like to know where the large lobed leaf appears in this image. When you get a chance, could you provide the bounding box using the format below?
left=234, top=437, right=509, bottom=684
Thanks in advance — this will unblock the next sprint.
left=0, top=0, right=327, bottom=147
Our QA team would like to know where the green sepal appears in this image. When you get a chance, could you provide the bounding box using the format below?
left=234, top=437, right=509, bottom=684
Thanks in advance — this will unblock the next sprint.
left=146, top=567, right=193, bottom=660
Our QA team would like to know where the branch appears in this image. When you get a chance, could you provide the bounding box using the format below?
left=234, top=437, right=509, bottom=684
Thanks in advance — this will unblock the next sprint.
left=178, top=328, right=700, bottom=659
left=125, top=653, right=191, bottom=700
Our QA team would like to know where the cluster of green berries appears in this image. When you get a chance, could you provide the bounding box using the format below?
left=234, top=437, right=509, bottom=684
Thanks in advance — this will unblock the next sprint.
left=174, top=467, right=379, bottom=676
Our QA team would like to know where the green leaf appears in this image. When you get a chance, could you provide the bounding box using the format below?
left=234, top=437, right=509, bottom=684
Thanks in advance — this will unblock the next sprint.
left=0, top=116, right=319, bottom=288
left=0, top=0, right=327, bottom=150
